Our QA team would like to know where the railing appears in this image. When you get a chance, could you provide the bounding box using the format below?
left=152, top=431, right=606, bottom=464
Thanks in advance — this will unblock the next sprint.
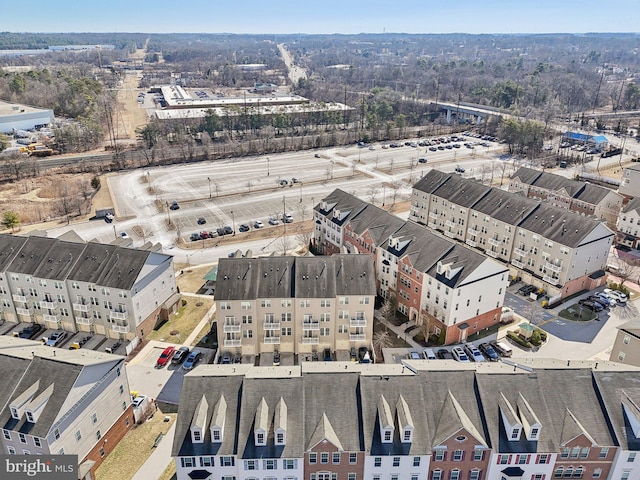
left=40, top=300, right=58, bottom=309
left=302, top=337, right=319, bottom=345
left=224, top=339, right=242, bottom=347
left=72, top=303, right=89, bottom=312
left=350, top=317, right=367, bottom=327
left=486, top=249, right=499, bottom=258
left=428, top=222, right=438, bottom=229
left=467, top=227, right=479, bottom=236
left=263, top=336, right=281, bottom=344
left=466, top=239, right=478, bottom=248
left=488, top=237, right=501, bottom=246
left=545, top=262, right=563, bottom=273
left=511, top=260, right=525, bottom=269
left=223, top=324, right=241, bottom=333
left=111, top=324, right=130, bottom=334
left=109, top=310, right=129, bottom=321
left=302, top=321, right=320, bottom=330
left=76, top=317, right=95, bottom=325
left=12, top=294, right=27, bottom=303
left=43, top=314, right=61, bottom=324
left=349, top=334, right=367, bottom=342
left=514, top=248, right=528, bottom=257
left=445, top=220, right=457, bottom=228
left=444, top=230, right=456, bottom=238
left=543, top=275, right=560, bottom=286
left=263, top=322, right=281, bottom=330
left=16, top=307, right=31, bottom=316
left=428, top=211, right=438, bottom=220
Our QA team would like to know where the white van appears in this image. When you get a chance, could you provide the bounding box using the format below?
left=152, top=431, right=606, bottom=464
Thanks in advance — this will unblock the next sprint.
left=492, top=341, right=513, bottom=358
left=422, top=348, right=437, bottom=360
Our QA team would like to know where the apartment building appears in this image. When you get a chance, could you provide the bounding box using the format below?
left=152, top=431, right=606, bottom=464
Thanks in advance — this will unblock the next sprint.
left=619, top=164, right=640, bottom=198
left=313, top=189, right=368, bottom=255
left=0, top=234, right=177, bottom=344
left=173, top=361, right=640, bottom=480
left=214, top=255, right=375, bottom=356
left=509, top=167, right=623, bottom=225
left=616, top=197, right=640, bottom=248
left=0, top=336, right=133, bottom=480
left=610, top=318, right=640, bottom=367
left=411, top=171, right=614, bottom=298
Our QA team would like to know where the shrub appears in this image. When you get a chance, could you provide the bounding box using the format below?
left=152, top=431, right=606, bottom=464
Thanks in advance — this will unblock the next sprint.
left=530, top=330, right=542, bottom=346
left=507, top=331, right=532, bottom=349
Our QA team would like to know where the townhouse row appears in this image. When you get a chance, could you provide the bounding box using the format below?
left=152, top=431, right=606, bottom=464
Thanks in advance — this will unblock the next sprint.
left=172, top=361, right=640, bottom=480
left=409, top=170, right=615, bottom=299
left=0, top=234, right=178, bottom=345
left=214, top=255, right=376, bottom=356
left=312, top=189, right=509, bottom=345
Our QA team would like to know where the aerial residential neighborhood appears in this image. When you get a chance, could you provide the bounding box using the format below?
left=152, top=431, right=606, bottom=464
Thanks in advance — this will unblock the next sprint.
left=1, top=5, right=640, bottom=480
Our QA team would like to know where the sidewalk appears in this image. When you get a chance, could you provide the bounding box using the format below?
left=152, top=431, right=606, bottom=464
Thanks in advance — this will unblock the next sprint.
left=374, top=313, right=422, bottom=349
left=130, top=421, right=176, bottom=480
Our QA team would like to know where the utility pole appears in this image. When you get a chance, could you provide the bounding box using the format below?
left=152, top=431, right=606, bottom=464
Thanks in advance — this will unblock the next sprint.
left=283, top=196, right=287, bottom=236
left=207, top=177, right=211, bottom=198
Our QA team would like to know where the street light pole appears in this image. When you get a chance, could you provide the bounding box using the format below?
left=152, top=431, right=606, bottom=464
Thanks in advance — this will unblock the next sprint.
left=382, top=184, right=386, bottom=207
left=207, top=177, right=211, bottom=199
left=166, top=201, right=172, bottom=227
left=267, top=157, right=270, bottom=177
left=231, top=210, right=235, bottom=236
left=283, top=196, right=287, bottom=236
left=299, top=182, right=303, bottom=203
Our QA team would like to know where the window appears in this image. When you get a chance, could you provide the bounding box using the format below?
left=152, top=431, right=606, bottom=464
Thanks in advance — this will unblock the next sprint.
left=53, top=429, right=60, bottom=440
left=628, top=452, right=637, bottom=462
left=621, top=472, right=630, bottom=480
left=264, top=459, right=277, bottom=470
left=96, top=430, right=101, bottom=441
left=2, top=430, right=10, bottom=441
left=517, top=454, right=527, bottom=464
left=537, top=454, right=549, bottom=464
left=74, top=431, right=81, bottom=442
left=413, top=457, right=421, bottom=467
left=276, top=432, right=285, bottom=444
left=530, top=427, right=539, bottom=438
left=349, top=453, right=357, bottom=464
left=434, top=450, right=445, bottom=461
left=92, top=413, right=98, bottom=424
left=180, top=457, right=196, bottom=468
left=261, top=300, right=272, bottom=307
left=321, top=453, right=329, bottom=464
left=300, top=299, right=310, bottom=307
left=579, top=447, right=589, bottom=458
left=243, top=315, right=253, bottom=324
left=257, top=433, right=264, bottom=445
left=309, top=453, right=317, bottom=464
left=374, top=457, right=382, bottom=467
left=284, top=459, right=297, bottom=470
left=193, top=430, right=202, bottom=442
left=348, top=474, right=356, bottom=480
left=384, top=430, right=392, bottom=442
left=473, top=449, right=483, bottom=461
left=592, top=468, right=602, bottom=478
left=333, top=453, right=340, bottom=464
left=321, top=299, right=331, bottom=307
left=33, top=437, right=41, bottom=448
left=432, top=471, right=442, bottom=480
left=393, top=457, right=400, bottom=467
left=221, top=457, right=234, bottom=467
left=561, top=448, right=570, bottom=459
left=469, top=470, right=480, bottom=480
left=212, top=429, right=221, bottom=442
left=7, top=446, right=16, bottom=455
left=281, top=313, right=291, bottom=322
left=498, top=455, right=509, bottom=464
left=453, top=450, right=463, bottom=461
left=450, top=469, right=460, bottom=480
left=201, top=457, right=214, bottom=467
left=554, top=469, right=564, bottom=479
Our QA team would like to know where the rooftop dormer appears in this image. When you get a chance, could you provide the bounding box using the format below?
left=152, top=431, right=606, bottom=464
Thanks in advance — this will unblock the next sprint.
left=377, top=394, right=394, bottom=443
left=25, top=383, right=54, bottom=424
left=622, top=390, right=640, bottom=439
left=210, top=395, right=226, bottom=444
left=333, top=208, right=351, bottom=221
left=255, top=397, right=269, bottom=447
left=499, top=393, right=522, bottom=442
left=274, top=397, right=287, bottom=446
left=190, top=395, right=208, bottom=444
left=517, top=393, right=542, bottom=441
left=10, top=380, right=39, bottom=420
left=396, top=395, right=414, bottom=443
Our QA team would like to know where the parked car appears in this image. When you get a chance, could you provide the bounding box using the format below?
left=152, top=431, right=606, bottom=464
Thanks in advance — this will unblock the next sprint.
left=454, top=166, right=465, bottom=173
left=491, top=341, right=513, bottom=357
left=183, top=349, right=202, bottom=370
left=238, top=224, right=250, bottom=232
left=156, top=346, right=176, bottom=368
left=592, top=294, right=610, bottom=307
left=273, top=351, right=281, bottom=366
left=45, top=331, right=67, bottom=347
left=478, top=343, right=500, bottom=361
left=601, top=293, right=618, bottom=306
left=451, top=346, right=470, bottom=363
left=579, top=299, right=604, bottom=312
left=518, top=284, right=537, bottom=296
left=429, top=146, right=437, bottom=152
left=233, top=352, right=242, bottom=364
left=16, top=323, right=43, bottom=339
left=604, top=288, right=627, bottom=304
left=200, top=231, right=209, bottom=239
left=132, top=395, right=147, bottom=408
left=217, top=227, right=226, bottom=236
left=282, top=213, right=293, bottom=223
left=408, top=351, right=421, bottom=360
left=436, top=348, right=453, bottom=360
left=190, top=233, right=201, bottom=241
left=279, top=179, right=288, bottom=186
left=171, top=346, right=190, bottom=365
left=418, top=157, right=427, bottom=163
left=197, top=217, right=206, bottom=225
left=105, top=341, right=121, bottom=354
left=422, top=348, right=437, bottom=360
left=463, top=343, right=485, bottom=362
left=69, top=335, right=91, bottom=350
left=220, top=352, right=232, bottom=364
left=169, top=201, right=180, bottom=210
left=254, top=220, right=264, bottom=229
left=104, top=213, right=114, bottom=223
left=269, top=217, right=280, bottom=225
left=223, top=225, right=234, bottom=235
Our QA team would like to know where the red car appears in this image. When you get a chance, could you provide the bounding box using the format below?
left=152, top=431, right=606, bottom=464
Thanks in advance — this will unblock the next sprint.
left=156, top=346, right=175, bottom=368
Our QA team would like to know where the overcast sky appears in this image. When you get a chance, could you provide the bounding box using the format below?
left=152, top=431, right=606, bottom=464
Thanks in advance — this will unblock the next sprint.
left=2, top=0, right=638, bottom=34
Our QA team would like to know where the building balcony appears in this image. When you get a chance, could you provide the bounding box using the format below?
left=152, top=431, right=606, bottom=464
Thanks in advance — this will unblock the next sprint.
left=512, top=259, right=525, bottom=269
left=111, top=323, right=130, bottom=334
left=428, top=221, right=438, bottom=229
left=72, top=303, right=89, bottom=312
left=263, top=322, right=281, bottom=330
left=514, top=248, right=528, bottom=257
left=12, top=294, right=27, bottom=303
left=16, top=307, right=32, bottom=316
left=350, top=317, right=367, bottom=327
left=75, top=317, right=95, bottom=325
left=349, top=334, right=367, bottom=342
left=466, top=239, right=478, bottom=248
left=109, top=310, right=129, bottom=321
left=224, top=338, right=242, bottom=347
left=467, top=227, right=479, bottom=236
left=302, top=321, right=320, bottom=331
left=445, top=220, right=457, bottom=228
left=223, top=323, right=241, bottom=333
left=263, top=336, right=281, bottom=345
left=428, top=211, right=438, bottom=220
left=545, top=262, right=563, bottom=273
left=543, top=275, right=561, bottom=286
left=486, top=249, right=499, bottom=258
left=40, top=300, right=58, bottom=309
left=444, top=230, right=456, bottom=238
left=488, top=237, right=501, bottom=247
left=302, top=337, right=319, bottom=345
left=43, top=314, right=61, bottom=324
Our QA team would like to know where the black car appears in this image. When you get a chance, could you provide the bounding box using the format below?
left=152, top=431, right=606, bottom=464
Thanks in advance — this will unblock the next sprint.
left=273, top=351, right=281, bottom=366
left=169, top=201, right=180, bottom=210
left=418, top=157, right=427, bottom=163
left=233, top=352, right=242, bottom=364
left=223, top=225, right=234, bottom=235
left=358, top=346, right=369, bottom=363
left=479, top=343, right=500, bottom=361
left=518, top=284, right=536, bottom=296
left=171, top=346, right=190, bottom=365
left=238, top=224, right=250, bottom=232
left=579, top=299, right=604, bottom=312
left=17, top=323, right=43, bottom=339
left=436, top=348, right=453, bottom=360
left=190, top=233, right=201, bottom=241
left=454, top=166, right=465, bottom=173
left=217, top=227, right=226, bottom=236
left=197, top=217, right=206, bottom=225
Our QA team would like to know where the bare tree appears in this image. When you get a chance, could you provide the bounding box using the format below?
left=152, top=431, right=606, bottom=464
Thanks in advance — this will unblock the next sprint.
left=610, top=256, right=640, bottom=287
left=276, top=235, right=291, bottom=256
left=415, top=309, right=433, bottom=344
left=379, top=293, right=398, bottom=328
left=372, top=330, right=393, bottom=359
left=367, top=187, right=379, bottom=204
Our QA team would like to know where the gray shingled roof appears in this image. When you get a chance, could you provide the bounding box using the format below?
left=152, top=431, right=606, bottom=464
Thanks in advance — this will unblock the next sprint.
left=360, top=375, right=429, bottom=455
left=315, top=189, right=368, bottom=226
left=593, top=371, right=640, bottom=451
left=236, top=376, right=304, bottom=459
left=471, top=189, right=540, bottom=226
left=573, top=183, right=615, bottom=205
left=413, top=170, right=452, bottom=194
left=348, top=204, right=405, bottom=246
left=426, top=244, right=500, bottom=289
left=431, top=174, right=491, bottom=208
left=0, top=234, right=29, bottom=272
left=172, top=375, right=245, bottom=457
left=622, top=197, right=640, bottom=214
left=511, top=167, right=543, bottom=186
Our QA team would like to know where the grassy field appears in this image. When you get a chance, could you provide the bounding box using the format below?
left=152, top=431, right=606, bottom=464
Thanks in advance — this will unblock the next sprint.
left=175, top=264, right=213, bottom=294
left=94, top=411, right=176, bottom=480
left=146, top=297, right=213, bottom=344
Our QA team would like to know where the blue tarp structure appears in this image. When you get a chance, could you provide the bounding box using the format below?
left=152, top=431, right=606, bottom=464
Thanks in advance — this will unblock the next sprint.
left=563, top=131, right=609, bottom=146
